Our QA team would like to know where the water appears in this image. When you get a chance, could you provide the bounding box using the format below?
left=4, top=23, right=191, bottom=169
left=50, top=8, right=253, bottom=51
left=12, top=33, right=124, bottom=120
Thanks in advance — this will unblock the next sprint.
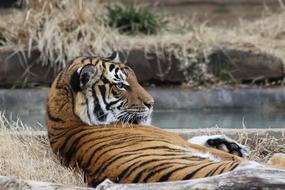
left=1, top=109, right=285, bottom=129
left=152, top=109, right=285, bottom=129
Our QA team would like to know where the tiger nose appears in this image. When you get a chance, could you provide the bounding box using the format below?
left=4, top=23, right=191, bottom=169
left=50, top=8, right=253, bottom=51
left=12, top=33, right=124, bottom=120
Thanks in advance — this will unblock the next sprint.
left=144, top=100, right=154, bottom=109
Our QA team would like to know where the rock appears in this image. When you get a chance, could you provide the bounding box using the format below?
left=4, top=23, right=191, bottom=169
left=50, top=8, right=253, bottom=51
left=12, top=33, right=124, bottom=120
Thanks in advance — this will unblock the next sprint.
left=0, top=48, right=56, bottom=87
left=1, top=46, right=283, bottom=86
left=126, top=49, right=186, bottom=84
left=0, top=48, right=187, bottom=87
left=208, top=46, right=284, bottom=82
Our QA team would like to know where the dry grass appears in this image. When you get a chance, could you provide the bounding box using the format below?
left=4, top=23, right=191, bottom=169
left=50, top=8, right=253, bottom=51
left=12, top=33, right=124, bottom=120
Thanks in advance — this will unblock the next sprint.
left=0, top=113, right=285, bottom=186
left=0, top=113, right=84, bottom=186
left=0, top=1, right=285, bottom=86
left=237, top=132, right=285, bottom=163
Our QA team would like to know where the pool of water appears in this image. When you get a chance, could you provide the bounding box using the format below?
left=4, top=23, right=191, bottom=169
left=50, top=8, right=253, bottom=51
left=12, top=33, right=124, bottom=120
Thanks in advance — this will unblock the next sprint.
left=1, top=108, right=285, bottom=129
left=152, top=109, right=285, bottom=129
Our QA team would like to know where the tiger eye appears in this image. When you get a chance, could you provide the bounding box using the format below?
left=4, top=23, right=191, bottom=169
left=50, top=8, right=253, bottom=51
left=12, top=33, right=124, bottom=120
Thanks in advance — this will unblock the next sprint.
left=117, top=82, right=124, bottom=89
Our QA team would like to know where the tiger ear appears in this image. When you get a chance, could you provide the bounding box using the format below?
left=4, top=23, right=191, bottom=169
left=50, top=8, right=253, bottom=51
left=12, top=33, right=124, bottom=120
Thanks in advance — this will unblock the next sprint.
left=106, top=51, right=125, bottom=63
left=78, top=64, right=100, bottom=90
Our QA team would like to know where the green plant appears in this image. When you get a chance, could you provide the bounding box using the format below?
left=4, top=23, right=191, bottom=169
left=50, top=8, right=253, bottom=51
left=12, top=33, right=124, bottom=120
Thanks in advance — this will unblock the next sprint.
left=213, top=5, right=229, bottom=14
left=103, top=4, right=168, bottom=35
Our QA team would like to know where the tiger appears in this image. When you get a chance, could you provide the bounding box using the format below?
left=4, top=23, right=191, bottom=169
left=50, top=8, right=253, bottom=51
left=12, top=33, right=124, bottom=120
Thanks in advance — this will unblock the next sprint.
left=46, top=52, right=285, bottom=187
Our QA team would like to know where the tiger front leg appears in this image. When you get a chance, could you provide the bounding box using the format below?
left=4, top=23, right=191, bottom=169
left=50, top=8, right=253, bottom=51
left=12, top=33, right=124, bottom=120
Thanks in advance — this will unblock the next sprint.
left=188, top=135, right=249, bottom=158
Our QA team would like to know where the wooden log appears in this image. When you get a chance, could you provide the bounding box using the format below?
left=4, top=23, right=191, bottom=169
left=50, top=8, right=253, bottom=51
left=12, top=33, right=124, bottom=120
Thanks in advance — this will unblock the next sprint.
left=97, top=168, right=285, bottom=190
left=1, top=167, right=285, bottom=190
left=0, top=175, right=93, bottom=190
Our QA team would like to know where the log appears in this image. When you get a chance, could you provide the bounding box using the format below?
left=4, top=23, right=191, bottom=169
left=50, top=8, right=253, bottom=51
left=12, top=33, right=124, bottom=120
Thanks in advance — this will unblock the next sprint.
left=97, top=168, right=285, bottom=190
left=2, top=167, right=285, bottom=190
left=0, top=175, right=93, bottom=190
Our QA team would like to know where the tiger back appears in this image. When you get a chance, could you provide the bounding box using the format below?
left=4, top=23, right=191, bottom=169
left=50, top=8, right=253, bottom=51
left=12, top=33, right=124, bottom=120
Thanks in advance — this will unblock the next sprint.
left=46, top=53, right=243, bottom=187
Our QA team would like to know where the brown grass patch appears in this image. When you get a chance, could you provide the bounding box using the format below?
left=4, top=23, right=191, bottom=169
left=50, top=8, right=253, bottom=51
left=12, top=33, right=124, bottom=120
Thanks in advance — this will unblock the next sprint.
left=0, top=114, right=84, bottom=186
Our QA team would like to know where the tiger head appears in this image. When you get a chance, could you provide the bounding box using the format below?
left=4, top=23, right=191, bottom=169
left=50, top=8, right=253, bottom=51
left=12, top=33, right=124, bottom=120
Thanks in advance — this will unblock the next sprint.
left=63, top=52, right=154, bottom=126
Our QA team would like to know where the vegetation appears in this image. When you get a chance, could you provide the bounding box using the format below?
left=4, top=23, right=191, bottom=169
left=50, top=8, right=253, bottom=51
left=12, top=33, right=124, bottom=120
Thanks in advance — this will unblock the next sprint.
left=103, top=4, right=168, bottom=35
left=0, top=113, right=84, bottom=186
left=0, top=0, right=284, bottom=87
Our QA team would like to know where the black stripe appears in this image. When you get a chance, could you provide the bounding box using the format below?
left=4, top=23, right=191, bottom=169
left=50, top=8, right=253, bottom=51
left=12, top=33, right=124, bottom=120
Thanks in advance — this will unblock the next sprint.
left=51, top=127, right=83, bottom=154
left=91, top=140, right=143, bottom=166
left=114, top=161, right=138, bottom=182
left=118, top=145, right=186, bottom=166
left=102, top=77, right=109, bottom=84
left=117, top=102, right=124, bottom=110
left=204, top=163, right=225, bottom=177
left=158, top=166, right=189, bottom=182
left=132, top=160, right=190, bottom=183
left=133, top=160, right=172, bottom=183
left=75, top=132, right=127, bottom=159
left=98, top=85, right=108, bottom=105
left=114, top=74, right=120, bottom=80
left=106, top=99, right=121, bottom=110
left=182, top=163, right=215, bottom=180
left=81, top=57, right=91, bottom=64
left=119, top=159, right=161, bottom=182
left=85, top=97, right=92, bottom=123
left=229, top=162, right=239, bottom=171
left=97, top=144, right=187, bottom=176
left=119, top=151, right=183, bottom=167
left=64, top=130, right=118, bottom=166
left=92, top=87, right=106, bottom=122
left=94, top=58, right=100, bottom=65
left=83, top=134, right=146, bottom=170
left=109, top=64, right=115, bottom=72
left=59, top=130, right=95, bottom=165
left=86, top=137, right=177, bottom=175
left=58, top=128, right=114, bottom=160
left=84, top=136, right=142, bottom=167
left=55, top=71, right=64, bottom=88
left=119, top=156, right=195, bottom=181
left=104, top=152, right=184, bottom=183
left=218, top=161, right=237, bottom=174
left=70, top=69, right=81, bottom=92
left=78, top=133, right=129, bottom=166
left=88, top=137, right=157, bottom=174
left=48, top=125, right=78, bottom=140
left=143, top=164, right=173, bottom=182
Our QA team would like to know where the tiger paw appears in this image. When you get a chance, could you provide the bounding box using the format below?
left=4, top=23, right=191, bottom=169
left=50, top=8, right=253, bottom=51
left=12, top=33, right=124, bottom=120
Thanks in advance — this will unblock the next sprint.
left=188, top=135, right=249, bottom=158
